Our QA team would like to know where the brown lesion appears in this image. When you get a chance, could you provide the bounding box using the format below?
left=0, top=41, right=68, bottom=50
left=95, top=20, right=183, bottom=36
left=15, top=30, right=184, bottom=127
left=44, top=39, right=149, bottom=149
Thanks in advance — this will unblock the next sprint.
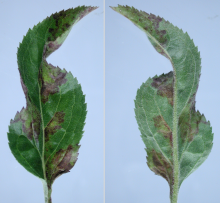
left=46, top=145, right=80, bottom=187
left=43, top=41, right=62, bottom=58
left=158, top=83, right=173, bottom=105
left=11, top=103, right=41, bottom=144
left=30, top=104, right=41, bottom=143
left=40, top=60, right=67, bottom=103
left=65, top=23, right=70, bottom=28
left=45, top=111, right=65, bottom=142
left=16, top=69, right=42, bottom=144
left=179, top=93, right=203, bottom=144
left=19, top=72, right=28, bottom=100
left=79, top=7, right=98, bottom=20
left=179, top=75, right=202, bottom=143
left=142, top=12, right=167, bottom=44
left=48, top=10, right=69, bottom=41
left=147, top=13, right=163, bottom=29
left=151, top=71, right=174, bottom=106
left=151, top=73, right=173, bottom=145
left=148, top=150, right=173, bottom=189
left=115, top=6, right=167, bottom=45
left=188, top=109, right=202, bottom=142
left=47, top=7, right=97, bottom=43
left=57, top=146, right=75, bottom=171
left=153, top=43, right=170, bottom=59
left=153, top=115, right=173, bottom=146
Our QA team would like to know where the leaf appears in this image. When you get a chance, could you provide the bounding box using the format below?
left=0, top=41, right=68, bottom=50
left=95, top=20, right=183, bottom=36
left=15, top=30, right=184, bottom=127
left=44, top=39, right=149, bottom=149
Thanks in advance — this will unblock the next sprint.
left=8, top=6, right=97, bottom=203
left=111, top=5, right=213, bottom=203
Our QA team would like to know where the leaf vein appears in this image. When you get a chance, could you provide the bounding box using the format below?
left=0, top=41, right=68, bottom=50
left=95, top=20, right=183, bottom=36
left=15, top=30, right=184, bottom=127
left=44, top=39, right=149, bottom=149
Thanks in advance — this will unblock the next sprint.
left=139, top=88, right=172, bottom=166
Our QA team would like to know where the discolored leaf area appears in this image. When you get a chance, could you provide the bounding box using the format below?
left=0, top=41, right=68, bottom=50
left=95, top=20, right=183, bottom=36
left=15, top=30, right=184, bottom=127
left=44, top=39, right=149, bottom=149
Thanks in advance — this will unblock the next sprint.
left=7, top=6, right=97, bottom=203
left=111, top=5, right=213, bottom=203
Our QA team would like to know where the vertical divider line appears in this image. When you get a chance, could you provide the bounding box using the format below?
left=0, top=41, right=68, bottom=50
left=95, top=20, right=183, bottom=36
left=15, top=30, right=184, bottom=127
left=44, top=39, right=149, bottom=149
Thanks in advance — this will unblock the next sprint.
left=103, top=0, right=105, bottom=203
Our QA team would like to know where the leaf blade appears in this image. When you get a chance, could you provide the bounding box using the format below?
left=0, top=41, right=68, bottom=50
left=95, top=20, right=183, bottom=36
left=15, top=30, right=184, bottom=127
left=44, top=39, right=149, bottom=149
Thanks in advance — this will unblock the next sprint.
left=112, top=5, right=213, bottom=202
left=8, top=6, right=96, bottom=201
left=8, top=108, right=44, bottom=178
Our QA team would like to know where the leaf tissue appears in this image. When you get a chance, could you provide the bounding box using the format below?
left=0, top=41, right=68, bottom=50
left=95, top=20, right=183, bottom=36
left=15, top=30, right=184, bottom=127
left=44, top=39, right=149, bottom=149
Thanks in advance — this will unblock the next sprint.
left=8, top=6, right=97, bottom=203
left=111, top=5, right=213, bottom=203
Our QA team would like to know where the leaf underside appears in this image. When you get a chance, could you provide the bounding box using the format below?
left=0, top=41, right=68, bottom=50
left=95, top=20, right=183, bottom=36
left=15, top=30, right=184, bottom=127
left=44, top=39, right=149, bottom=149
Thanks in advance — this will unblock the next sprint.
left=8, top=6, right=97, bottom=189
left=111, top=5, right=213, bottom=191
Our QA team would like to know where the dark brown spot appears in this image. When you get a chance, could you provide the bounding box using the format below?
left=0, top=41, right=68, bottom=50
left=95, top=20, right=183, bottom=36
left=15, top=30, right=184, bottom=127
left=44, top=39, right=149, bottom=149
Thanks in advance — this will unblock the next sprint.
left=19, top=73, right=28, bottom=100
left=152, top=43, right=170, bottom=59
left=150, top=150, right=173, bottom=186
left=151, top=72, right=174, bottom=106
left=65, top=23, right=70, bottom=28
left=11, top=103, right=41, bottom=144
left=52, top=13, right=58, bottom=20
left=153, top=115, right=173, bottom=146
left=57, top=145, right=74, bottom=171
left=55, top=20, right=58, bottom=27
left=161, top=30, right=166, bottom=35
left=79, top=7, right=97, bottom=20
left=49, top=145, right=80, bottom=184
left=40, top=60, right=67, bottom=103
left=45, top=111, right=65, bottom=142
left=158, top=83, right=173, bottom=104
left=179, top=110, right=191, bottom=142
left=49, top=28, right=54, bottom=33
left=53, top=148, right=65, bottom=164
left=44, top=42, right=62, bottom=58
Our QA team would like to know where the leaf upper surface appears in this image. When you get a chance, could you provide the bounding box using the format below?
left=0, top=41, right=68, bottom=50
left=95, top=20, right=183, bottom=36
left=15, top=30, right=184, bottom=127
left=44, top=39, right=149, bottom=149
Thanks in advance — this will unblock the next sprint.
left=8, top=6, right=96, bottom=187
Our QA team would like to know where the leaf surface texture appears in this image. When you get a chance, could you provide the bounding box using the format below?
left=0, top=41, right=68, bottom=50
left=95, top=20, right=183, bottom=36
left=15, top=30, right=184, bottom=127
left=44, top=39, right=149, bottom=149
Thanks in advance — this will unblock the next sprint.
left=8, top=6, right=97, bottom=196
left=111, top=5, right=213, bottom=197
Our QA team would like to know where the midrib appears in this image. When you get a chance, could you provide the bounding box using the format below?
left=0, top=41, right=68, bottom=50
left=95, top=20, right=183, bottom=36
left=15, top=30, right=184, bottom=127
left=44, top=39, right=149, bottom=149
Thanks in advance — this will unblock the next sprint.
left=145, top=27, right=180, bottom=202
left=38, top=81, right=47, bottom=181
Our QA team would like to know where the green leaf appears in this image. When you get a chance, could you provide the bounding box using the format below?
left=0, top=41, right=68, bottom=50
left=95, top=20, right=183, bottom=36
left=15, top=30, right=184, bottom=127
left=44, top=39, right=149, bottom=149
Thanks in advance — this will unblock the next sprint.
left=111, top=5, right=213, bottom=203
left=8, top=6, right=97, bottom=203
